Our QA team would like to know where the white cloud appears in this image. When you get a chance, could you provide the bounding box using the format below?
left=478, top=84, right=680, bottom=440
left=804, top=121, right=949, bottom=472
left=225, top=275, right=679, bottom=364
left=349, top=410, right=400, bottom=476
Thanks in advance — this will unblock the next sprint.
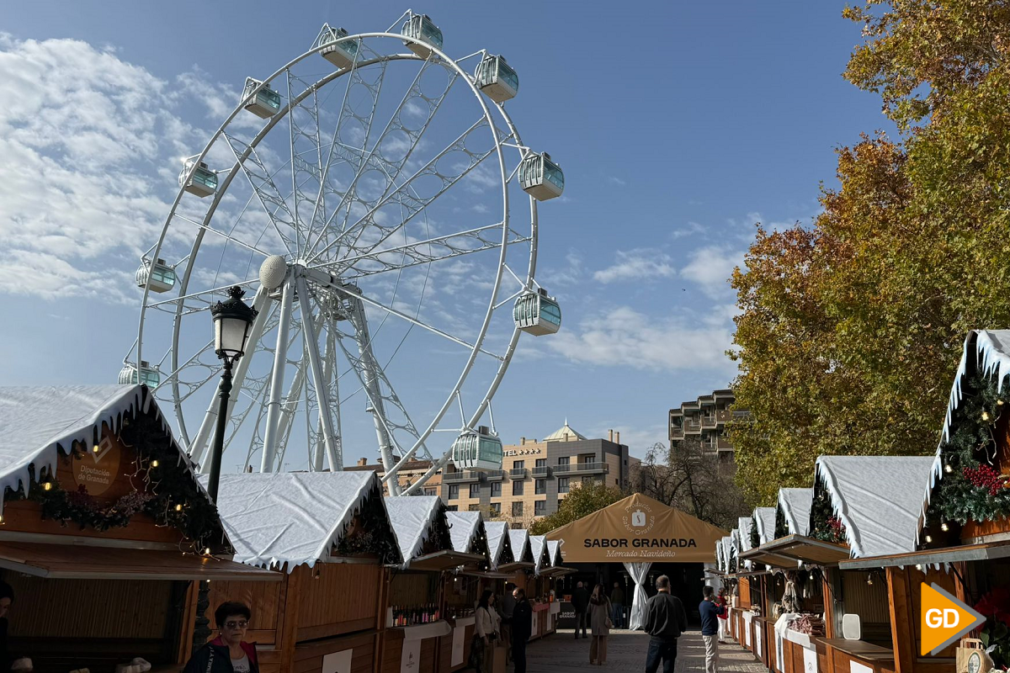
left=546, top=306, right=736, bottom=374
left=680, top=246, right=745, bottom=298
left=607, top=176, right=626, bottom=187
left=593, top=249, right=676, bottom=283
left=670, top=221, right=705, bottom=240
left=539, top=249, right=584, bottom=288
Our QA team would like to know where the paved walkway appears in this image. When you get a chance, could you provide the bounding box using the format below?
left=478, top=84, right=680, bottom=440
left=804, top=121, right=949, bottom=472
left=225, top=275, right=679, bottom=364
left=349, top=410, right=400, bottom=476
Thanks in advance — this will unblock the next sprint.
left=524, top=629, right=766, bottom=672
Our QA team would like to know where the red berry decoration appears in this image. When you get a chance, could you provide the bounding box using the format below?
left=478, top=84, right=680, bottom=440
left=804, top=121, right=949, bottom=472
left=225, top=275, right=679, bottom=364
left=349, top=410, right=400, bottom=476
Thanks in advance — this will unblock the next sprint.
left=963, top=465, right=1006, bottom=497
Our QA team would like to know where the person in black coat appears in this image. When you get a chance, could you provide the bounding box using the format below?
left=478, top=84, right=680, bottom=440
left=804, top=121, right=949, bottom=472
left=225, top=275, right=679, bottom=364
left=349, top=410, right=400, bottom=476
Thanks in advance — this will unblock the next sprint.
left=571, top=581, right=589, bottom=639
left=511, top=587, right=533, bottom=673
left=184, top=602, right=259, bottom=673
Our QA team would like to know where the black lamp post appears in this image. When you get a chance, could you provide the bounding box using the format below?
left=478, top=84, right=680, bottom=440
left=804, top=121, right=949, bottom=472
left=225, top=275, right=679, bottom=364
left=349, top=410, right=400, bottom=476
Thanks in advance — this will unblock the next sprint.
left=206, top=286, right=257, bottom=501
left=194, top=286, right=257, bottom=654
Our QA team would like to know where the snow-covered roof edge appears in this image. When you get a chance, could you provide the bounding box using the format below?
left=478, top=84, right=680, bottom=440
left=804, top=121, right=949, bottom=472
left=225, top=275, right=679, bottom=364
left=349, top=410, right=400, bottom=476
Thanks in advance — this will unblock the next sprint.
left=485, top=521, right=508, bottom=569
left=777, top=488, right=813, bottom=537
left=547, top=539, right=562, bottom=567
left=509, top=529, right=530, bottom=563
left=446, top=510, right=483, bottom=554
left=753, top=507, right=777, bottom=545
left=530, top=534, right=550, bottom=575
left=387, top=496, right=443, bottom=568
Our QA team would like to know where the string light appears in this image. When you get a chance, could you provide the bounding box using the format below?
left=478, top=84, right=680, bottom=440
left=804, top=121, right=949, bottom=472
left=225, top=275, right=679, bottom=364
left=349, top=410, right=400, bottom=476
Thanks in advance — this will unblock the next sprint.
left=175, top=504, right=183, bottom=512
left=204, top=547, right=211, bottom=555
left=983, top=411, right=991, bottom=422
left=915, top=564, right=923, bottom=572
left=925, top=534, right=933, bottom=543
left=43, top=482, right=51, bottom=492
left=866, top=574, right=873, bottom=586
left=93, top=445, right=100, bottom=453
left=1000, top=400, right=1005, bottom=406
left=945, top=464, right=953, bottom=474
left=151, top=460, right=159, bottom=468
left=941, top=522, right=950, bottom=532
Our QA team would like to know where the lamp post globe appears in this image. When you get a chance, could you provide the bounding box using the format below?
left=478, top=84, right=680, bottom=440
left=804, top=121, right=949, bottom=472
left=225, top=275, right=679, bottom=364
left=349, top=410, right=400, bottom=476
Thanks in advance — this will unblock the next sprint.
left=206, top=286, right=258, bottom=503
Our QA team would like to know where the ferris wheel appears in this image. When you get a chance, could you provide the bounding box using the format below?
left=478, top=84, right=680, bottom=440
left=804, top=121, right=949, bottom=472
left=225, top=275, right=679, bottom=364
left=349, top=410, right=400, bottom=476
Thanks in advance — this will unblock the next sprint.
left=121, top=11, right=565, bottom=494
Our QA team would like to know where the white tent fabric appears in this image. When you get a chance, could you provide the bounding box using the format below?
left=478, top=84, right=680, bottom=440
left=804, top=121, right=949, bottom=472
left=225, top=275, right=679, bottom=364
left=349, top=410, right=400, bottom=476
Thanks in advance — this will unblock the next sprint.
left=777, top=488, right=813, bottom=536
left=815, top=455, right=935, bottom=559
left=624, top=561, right=651, bottom=630
left=0, top=385, right=173, bottom=516
left=446, top=511, right=482, bottom=553
left=213, top=471, right=379, bottom=570
left=530, top=535, right=549, bottom=575
left=484, top=521, right=510, bottom=569
left=753, top=507, right=777, bottom=545
left=719, top=535, right=733, bottom=571
left=509, top=529, right=530, bottom=563
left=384, top=496, right=442, bottom=566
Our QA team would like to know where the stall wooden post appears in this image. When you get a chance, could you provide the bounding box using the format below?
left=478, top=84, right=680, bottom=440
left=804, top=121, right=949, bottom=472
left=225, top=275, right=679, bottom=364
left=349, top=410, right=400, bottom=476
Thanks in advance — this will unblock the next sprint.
left=885, top=566, right=914, bottom=673
left=278, top=566, right=303, bottom=673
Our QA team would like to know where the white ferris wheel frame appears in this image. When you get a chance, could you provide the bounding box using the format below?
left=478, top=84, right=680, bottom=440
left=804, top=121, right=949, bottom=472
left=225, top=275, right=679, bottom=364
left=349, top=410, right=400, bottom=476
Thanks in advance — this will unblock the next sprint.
left=129, top=21, right=543, bottom=495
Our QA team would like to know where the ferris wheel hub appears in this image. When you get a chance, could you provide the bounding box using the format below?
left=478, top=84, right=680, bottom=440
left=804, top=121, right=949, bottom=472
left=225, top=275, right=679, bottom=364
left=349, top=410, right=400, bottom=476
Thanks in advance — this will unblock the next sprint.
left=259, top=255, right=289, bottom=290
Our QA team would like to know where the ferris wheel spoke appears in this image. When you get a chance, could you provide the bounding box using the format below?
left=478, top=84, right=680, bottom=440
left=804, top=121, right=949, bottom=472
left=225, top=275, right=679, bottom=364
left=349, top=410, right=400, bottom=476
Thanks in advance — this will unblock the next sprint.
left=221, top=133, right=299, bottom=255
left=313, top=323, right=342, bottom=471
left=336, top=222, right=530, bottom=280
left=171, top=212, right=276, bottom=259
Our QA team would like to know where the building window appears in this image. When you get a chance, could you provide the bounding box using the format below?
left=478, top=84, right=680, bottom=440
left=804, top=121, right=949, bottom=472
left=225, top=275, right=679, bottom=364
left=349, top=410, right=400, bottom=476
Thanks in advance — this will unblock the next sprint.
left=535, top=501, right=546, bottom=517
left=424, top=487, right=437, bottom=496
left=469, top=483, right=480, bottom=498
left=491, top=481, right=502, bottom=497
left=447, top=505, right=458, bottom=511
left=490, top=502, right=501, bottom=516
left=536, top=458, right=546, bottom=468
left=557, top=456, right=570, bottom=467
left=512, top=502, right=524, bottom=517
left=514, top=460, right=525, bottom=470
left=581, top=476, right=593, bottom=485
left=535, top=479, right=546, bottom=495
left=558, top=477, right=570, bottom=494
left=449, top=485, right=459, bottom=500
left=513, top=479, right=524, bottom=496
left=469, top=504, right=481, bottom=512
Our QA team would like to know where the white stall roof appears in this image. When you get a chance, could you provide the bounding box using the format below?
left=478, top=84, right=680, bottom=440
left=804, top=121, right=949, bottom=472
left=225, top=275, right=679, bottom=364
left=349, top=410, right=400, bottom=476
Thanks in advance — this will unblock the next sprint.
left=213, top=471, right=387, bottom=571
left=384, top=496, right=443, bottom=564
left=548, top=540, right=562, bottom=567
left=446, top=510, right=483, bottom=553
left=736, top=518, right=754, bottom=553
left=530, top=534, right=550, bottom=574
left=815, top=456, right=935, bottom=559
left=753, top=507, right=777, bottom=545
left=509, top=529, right=531, bottom=563
left=777, top=488, right=813, bottom=537
left=485, top=521, right=510, bottom=569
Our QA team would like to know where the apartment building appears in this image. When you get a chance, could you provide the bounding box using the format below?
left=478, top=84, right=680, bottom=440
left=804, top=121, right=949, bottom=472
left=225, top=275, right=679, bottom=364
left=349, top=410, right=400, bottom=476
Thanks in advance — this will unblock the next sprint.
left=440, top=422, right=638, bottom=521
left=668, top=389, right=748, bottom=463
left=345, top=457, right=442, bottom=496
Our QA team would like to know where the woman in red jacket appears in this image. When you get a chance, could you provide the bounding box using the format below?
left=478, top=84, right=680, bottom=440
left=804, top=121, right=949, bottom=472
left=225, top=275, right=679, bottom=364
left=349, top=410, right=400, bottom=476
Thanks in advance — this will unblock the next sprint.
left=716, top=588, right=729, bottom=643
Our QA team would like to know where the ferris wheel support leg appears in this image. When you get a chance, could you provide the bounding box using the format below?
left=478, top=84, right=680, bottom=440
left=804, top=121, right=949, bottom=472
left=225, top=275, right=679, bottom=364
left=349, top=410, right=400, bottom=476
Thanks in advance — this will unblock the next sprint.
left=342, top=292, right=401, bottom=495
left=314, top=328, right=340, bottom=472
left=262, top=276, right=294, bottom=473
left=296, top=275, right=342, bottom=472
left=191, top=287, right=270, bottom=471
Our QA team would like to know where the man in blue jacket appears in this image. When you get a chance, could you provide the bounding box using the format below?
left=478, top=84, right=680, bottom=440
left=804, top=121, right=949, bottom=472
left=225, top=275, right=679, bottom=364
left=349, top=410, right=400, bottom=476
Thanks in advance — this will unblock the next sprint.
left=699, top=585, right=726, bottom=673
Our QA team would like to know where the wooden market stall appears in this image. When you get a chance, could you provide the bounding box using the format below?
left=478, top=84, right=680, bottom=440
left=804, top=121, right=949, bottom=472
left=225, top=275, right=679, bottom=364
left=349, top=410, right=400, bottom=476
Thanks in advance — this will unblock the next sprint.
left=383, top=496, right=483, bottom=673
left=0, top=385, right=278, bottom=673
left=526, top=535, right=555, bottom=640
left=194, top=471, right=402, bottom=673
left=751, top=506, right=780, bottom=671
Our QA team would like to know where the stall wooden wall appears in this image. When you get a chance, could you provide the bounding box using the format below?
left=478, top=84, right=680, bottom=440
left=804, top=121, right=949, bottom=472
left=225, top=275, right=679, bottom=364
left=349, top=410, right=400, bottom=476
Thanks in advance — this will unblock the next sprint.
left=437, top=622, right=474, bottom=673
left=381, top=629, right=437, bottom=673
left=738, top=577, right=752, bottom=609
left=296, top=631, right=376, bottom=673
left=205, top=576, right=285, bottom=646
left=296, top=563, right=381, bottom=641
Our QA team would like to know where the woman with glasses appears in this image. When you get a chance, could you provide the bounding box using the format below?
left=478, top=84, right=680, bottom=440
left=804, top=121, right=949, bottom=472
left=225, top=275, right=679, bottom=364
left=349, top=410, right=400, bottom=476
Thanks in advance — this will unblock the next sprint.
left=184, top=601, right=259, bottom=673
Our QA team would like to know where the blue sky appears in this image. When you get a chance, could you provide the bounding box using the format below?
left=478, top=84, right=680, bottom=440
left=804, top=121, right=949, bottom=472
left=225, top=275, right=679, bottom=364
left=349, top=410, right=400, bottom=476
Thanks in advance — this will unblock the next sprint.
left=0, top=1, right=888, bottom=468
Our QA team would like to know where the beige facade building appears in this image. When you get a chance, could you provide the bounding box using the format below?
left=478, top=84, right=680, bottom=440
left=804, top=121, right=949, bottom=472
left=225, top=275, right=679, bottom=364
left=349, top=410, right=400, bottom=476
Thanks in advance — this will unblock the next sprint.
left=668, top=389, right=748, bottom=464
left=346, top=457, right=442, bottom=495
left=441, top=422, right=640, bottom=523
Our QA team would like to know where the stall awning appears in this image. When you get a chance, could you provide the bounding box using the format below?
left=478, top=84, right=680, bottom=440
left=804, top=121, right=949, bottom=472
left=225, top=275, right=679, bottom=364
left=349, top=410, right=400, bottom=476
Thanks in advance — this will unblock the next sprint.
left=0, top=542, right=280, bottom=581
left=839, top=540, right=1010, bottom=570
left=739, top=543, right=805, bottom=569
left=496, top=561, right=534, bottom=574
left=742, top=534, right=849, bottom=566
left=406, top=550, right=486, bottom=572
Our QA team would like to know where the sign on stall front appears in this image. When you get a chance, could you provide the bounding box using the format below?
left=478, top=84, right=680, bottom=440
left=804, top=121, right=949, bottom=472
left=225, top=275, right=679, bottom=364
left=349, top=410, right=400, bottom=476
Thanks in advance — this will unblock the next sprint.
left=921, top=583, right=985, bottom=656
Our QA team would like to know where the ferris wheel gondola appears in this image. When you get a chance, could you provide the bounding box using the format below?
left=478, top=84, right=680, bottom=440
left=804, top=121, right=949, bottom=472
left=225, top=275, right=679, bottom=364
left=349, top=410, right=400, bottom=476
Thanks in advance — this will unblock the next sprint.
left=126, top=10, right=565, bottom=494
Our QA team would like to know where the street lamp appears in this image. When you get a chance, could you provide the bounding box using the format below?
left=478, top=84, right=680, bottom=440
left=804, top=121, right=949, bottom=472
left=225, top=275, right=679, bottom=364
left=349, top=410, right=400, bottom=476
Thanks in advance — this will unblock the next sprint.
left=206, top=286, right=257, bottom=501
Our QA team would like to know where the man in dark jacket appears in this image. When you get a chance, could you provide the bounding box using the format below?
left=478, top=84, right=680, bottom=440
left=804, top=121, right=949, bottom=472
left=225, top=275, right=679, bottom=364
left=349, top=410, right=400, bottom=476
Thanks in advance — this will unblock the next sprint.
left=184, top=602, right=260, bottom=673
left=571, top=581, right=589, bottom=639
left=643, top=576, right=688, bottom=673
left=511, top=587, right=533, bottom=673
left=611, top=581, right=626, bottom=630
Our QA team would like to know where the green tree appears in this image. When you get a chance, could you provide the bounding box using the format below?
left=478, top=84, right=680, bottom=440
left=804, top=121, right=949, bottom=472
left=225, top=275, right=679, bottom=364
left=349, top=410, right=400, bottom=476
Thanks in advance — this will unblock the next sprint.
left=528, top=481, right=625, bottom=535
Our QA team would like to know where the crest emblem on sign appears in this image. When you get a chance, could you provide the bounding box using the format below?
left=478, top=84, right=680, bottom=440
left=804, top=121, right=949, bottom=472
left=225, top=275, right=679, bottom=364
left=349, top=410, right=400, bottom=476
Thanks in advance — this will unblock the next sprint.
left=622, top=501, right=654, bottom=536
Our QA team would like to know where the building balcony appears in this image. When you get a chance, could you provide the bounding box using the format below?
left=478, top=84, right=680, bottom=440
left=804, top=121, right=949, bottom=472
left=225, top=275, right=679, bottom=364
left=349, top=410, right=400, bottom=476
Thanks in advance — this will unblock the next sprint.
left=716, top=437, right=733, bottom=451
left=484, top=470, right=506, bottom=482
left=509, top=467, right=528, bottom=480
left=683, top=420, right=702, bottom=434
left=715, top=409, right=732, bottom=423
left=575, top=461, right=610, bottom=475
left=732, top=410, right=751, bottom=421
left=701, top=416, right=717, bottom=429
left=670, top=426, right=684, bottom=440
left=443, top=471, right=484, bottom=484
left=531, top=466, right=552, bottom=479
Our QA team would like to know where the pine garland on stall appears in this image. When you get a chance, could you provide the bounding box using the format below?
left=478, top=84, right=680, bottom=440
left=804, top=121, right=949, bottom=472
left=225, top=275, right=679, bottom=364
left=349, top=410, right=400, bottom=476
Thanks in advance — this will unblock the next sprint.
left=750, top=518, right=761, bottom=549
left=4, top=412, right=223, bottom=554
left=810, top=489, right=846, bottom=544
left=928, top=373, right=1010, bottom=525
left=335, top=485, right=401, bottom=564
left=774, top=506, right=788, bottom=539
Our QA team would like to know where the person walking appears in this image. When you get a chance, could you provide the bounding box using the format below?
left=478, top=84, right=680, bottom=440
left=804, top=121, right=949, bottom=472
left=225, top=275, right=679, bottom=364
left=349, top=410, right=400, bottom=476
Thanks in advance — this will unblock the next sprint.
left=716, top=588, right=729, bottom=643
left=184, top=602, right=259, bottom=673
left=588, top=584, right=612, bottom=665
left=572, top=581, right=589, bottom=639
left=610, top=581, right=626, bottom=630
left=700, top=586, right=725, bottom=673
left=511, top=587, right=533, bottom=673
left=501, top=583, right=516, bottom=664
left=475, top=589, right=501, bottom=673
left=643, top=576, right=688, bottom=673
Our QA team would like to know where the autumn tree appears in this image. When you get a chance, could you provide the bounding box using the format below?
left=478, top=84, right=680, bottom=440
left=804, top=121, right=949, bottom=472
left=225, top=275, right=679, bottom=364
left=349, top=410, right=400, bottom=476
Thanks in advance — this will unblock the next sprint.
left=528, top=481, right=625, bottom=535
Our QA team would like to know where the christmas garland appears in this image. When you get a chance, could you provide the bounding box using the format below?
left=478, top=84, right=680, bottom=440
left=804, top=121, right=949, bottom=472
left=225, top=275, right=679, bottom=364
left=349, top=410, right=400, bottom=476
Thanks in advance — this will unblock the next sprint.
left=750, top=518, right=761, bottom=549
left=927, top=372, right=1010, bottom=526
left=335, top=484, right=402, bottom=564
left=810, top=489, right=846, bottom=544
left=774, top=505, right=788, bottom=539
left=5, top=411, right=225, bottom=554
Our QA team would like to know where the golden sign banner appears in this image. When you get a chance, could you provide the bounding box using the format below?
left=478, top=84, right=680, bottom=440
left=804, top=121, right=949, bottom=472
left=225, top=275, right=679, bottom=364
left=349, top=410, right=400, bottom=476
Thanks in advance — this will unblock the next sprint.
left=546, top=493, right=727, bottom=564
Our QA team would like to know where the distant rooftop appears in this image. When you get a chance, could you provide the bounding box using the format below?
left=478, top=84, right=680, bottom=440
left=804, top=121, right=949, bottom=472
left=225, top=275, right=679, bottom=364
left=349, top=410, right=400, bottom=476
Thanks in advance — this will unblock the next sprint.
left=543, top=420, right=587, bottom=442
